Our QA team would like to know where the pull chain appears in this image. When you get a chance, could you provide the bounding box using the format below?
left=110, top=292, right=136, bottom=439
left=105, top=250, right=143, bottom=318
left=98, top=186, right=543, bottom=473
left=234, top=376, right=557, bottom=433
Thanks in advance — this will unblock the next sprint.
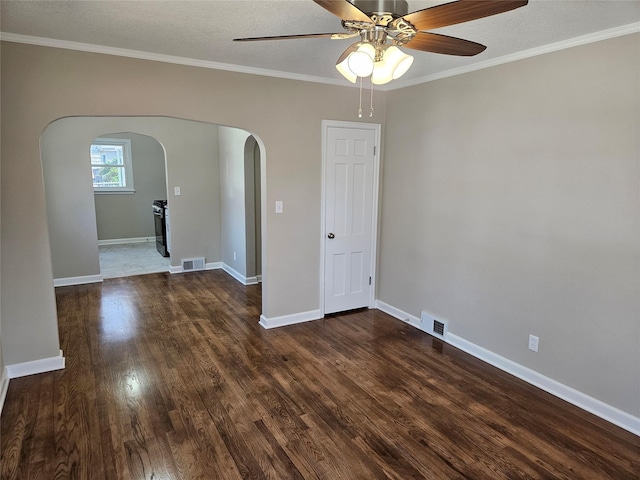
left=369, top=79, right=374, bottom=117
left=358, top=76, right=363, bottom=118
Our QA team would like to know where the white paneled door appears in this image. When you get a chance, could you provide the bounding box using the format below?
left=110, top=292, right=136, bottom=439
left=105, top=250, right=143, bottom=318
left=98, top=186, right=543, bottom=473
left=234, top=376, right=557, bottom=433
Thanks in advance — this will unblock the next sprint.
left=324, top=123, right=378, bottom=314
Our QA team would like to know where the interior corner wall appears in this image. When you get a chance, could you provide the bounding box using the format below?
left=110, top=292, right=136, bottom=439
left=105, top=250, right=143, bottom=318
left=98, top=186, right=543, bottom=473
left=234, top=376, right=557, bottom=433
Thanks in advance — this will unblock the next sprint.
left=379, top=33, right=640, bottom=417
left=218, top=126, right=251, bottom=277
left=244, top=136, right=260, bottom=279
left=94, top=132, right=167, bottom=241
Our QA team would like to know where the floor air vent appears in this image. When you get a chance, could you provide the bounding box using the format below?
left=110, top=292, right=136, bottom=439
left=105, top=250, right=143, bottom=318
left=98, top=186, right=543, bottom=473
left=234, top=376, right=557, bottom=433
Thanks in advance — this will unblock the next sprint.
left=420, top=311, right=448, bottom=340
left=182, top=257, right=205, bottom=272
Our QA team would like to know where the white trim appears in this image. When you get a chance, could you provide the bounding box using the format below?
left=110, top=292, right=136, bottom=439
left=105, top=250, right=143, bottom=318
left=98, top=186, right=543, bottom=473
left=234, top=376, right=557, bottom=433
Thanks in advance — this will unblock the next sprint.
left=93, top=189, right=135, bottom=195
left=169, top=261, right=258, bottom=285
left=259, top=310, right=322, bottom=329
left=388, top=22, right=640, bottom=90
left=375, top=300, right=640, bottom=437
left=320, top=121, right=381, bottom=316
left=54, top=274, right=103, bottom=287
left=2, top=24, right=638, bottom=91
left=6, top=350, right=65, bottom=379
left=0, top=32, right=347, bottom=87
left=0, top=367, right=9, bottom=416
left=170, top=261, right=223, bottom=274
left=91, top=137, right=134, bottom=192
left=446, top=333, right=640, bottom=437
left=97, top=236, right=155, bottom=246
left=375, top=300, right=421, bottom=329
left=222, top=264, right=259, bottom=286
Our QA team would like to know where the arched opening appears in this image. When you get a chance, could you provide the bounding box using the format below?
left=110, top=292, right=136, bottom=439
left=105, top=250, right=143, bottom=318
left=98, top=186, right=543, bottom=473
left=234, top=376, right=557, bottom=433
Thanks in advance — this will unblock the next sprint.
left=244, top=135, right=262, bottom=282
left=40, top=116, right=266, bottom=315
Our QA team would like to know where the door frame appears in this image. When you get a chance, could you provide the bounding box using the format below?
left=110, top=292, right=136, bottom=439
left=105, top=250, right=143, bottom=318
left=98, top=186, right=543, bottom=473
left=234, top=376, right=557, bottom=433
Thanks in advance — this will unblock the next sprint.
left=320, top=120, right=382, bottom=316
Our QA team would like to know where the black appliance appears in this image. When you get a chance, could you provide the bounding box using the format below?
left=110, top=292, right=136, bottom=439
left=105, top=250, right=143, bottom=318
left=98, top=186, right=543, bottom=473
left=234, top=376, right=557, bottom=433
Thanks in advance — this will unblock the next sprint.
left=153, top=200, right=170, bottom=257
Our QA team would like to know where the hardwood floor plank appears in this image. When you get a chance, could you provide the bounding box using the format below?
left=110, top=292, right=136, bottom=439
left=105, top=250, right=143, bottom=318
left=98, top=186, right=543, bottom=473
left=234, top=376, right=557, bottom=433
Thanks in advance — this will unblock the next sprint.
left=2, top=270, right=638, bottom=479
left=1, top=381, right=35, bottom=479
left=25, top=374, right=56, bottom=479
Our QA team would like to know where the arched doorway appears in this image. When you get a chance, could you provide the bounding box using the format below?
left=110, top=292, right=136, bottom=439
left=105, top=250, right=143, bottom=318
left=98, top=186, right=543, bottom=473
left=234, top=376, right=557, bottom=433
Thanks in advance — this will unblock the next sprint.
left=40, top=116, right=266, bottom=314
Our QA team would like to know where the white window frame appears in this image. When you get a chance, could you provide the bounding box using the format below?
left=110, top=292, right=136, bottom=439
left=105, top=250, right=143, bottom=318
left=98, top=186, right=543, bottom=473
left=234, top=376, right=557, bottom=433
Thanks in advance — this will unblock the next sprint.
left=91, top=138, right=135, bottom=194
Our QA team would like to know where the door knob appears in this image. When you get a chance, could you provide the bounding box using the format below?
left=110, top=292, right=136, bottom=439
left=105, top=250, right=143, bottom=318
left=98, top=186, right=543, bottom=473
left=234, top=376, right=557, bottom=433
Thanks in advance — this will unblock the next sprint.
left=328, top=232, right=335, bottom=239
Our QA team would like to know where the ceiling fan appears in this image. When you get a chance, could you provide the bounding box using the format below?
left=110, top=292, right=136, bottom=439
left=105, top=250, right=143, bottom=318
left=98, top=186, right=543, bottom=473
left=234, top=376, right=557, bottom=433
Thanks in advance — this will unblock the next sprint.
left=234, top=0, right=528, bottom=85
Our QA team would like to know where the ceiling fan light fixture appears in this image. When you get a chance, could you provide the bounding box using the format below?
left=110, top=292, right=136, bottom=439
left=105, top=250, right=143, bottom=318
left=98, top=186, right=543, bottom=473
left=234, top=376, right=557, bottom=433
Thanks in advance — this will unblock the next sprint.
left=371, top=57, right=393, bottom=85
left=336, top=56, right=358, bottom=83
left=370, top=45, right=413, bottom=84
left=347, top=43, right=375, bottom=77
left=384, top=45, right=414, bottom=79
left=392, top=54, right=413, bottom=79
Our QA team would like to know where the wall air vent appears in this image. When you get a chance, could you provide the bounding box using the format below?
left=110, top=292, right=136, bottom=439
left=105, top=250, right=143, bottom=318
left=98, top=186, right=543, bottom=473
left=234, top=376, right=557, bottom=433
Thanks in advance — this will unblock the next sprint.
left=433, top=319, right=446, bottom=337
left=420, top=311, right=449, bottom=340
left=181, top=257, right=205, bottom=272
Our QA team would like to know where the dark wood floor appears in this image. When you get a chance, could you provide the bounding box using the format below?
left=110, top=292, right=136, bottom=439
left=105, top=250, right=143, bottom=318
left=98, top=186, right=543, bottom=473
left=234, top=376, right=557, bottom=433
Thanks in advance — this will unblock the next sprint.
left=1, top=270, right=638, bottom=479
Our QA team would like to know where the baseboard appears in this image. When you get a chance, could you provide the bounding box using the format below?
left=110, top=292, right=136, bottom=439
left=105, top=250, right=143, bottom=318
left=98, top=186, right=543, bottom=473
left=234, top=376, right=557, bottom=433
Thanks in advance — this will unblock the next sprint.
left=222, top=264, right=258, bottom=285
left=259, top=309, right=322, bottom=329
left=375, top=299, right=640, bottom=437
left=169, top=262, right=258, bottom=286
left=98, top=236, right=155, bottom=246
left=169, top=262, right=222, bottom=274
left=446, top=333, right=640, bottom=437
left=375, top=300, right=421, bottom=329
left=6, top=350, right=65, bottom=379
left=54, top=274, right=103, bottom=287
left=0, top=367, right=9, bottom=416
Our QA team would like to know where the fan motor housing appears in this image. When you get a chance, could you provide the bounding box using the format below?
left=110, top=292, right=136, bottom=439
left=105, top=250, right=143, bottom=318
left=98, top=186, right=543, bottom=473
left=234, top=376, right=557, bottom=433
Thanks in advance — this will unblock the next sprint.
left=351, top=0, right=409, bottom=17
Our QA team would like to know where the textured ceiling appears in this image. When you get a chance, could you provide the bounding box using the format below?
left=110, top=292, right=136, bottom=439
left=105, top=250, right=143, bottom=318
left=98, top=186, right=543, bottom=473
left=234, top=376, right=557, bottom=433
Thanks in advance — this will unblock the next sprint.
left=2, top=0, right=640, bottom=87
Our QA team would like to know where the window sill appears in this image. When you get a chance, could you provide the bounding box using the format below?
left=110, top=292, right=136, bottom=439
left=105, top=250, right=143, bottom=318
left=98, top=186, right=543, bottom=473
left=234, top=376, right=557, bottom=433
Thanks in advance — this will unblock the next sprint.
left=94, top=189, right=136, bottom=195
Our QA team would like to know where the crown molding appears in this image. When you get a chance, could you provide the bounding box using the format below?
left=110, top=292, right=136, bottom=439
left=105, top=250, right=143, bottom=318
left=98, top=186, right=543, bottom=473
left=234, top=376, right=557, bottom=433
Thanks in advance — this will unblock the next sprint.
left=0, top=32, right=347, bottom=87
left=2, top=22, right=639, bottom=91
left=387, top=22, right=640, bottom=91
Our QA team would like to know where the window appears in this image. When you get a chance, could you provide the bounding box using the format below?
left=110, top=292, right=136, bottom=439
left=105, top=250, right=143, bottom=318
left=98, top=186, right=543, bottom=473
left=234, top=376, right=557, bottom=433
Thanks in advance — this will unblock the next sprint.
left=90, top=138, right=134, bottom=193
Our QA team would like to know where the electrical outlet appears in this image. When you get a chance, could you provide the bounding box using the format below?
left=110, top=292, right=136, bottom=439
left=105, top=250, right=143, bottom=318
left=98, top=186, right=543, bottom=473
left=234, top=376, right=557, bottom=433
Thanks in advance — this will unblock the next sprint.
left=528, top=334, right=539, bottom=352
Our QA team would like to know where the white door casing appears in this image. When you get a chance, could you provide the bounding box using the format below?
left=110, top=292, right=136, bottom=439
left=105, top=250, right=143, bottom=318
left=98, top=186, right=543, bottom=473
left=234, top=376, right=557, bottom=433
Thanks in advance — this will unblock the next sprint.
left=322, top=121, right=380, bottom=315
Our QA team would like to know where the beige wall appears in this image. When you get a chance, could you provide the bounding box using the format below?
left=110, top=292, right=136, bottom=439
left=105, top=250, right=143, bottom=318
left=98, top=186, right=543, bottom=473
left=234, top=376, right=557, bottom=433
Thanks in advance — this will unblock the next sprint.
left=94, top=132, right=167, bottom=241
left=2, top=34, right=637, bottom=421
left=219, top=126, right=252, bottom=277
left=379, top=33, right=640, bottom=416
left=0, top=41, right=382, bottom=366
left=40, top=116, right=222, bottom=280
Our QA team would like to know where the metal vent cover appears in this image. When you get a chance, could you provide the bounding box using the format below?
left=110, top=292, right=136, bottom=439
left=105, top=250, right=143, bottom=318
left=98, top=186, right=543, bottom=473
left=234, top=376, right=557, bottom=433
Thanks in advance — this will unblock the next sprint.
left=420, top=311, right=448, bottom=340
left=433, top=319, right=445, bottom=337
left=182, top=257, right=205, bottom=272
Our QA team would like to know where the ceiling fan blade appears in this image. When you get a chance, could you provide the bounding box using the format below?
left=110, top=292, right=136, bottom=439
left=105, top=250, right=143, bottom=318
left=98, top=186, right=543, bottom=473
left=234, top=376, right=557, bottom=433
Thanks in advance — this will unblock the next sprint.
left=234, top=32, right=355, bottom=42
left=313, top=0, right=373, bottom=23
left=403, top=0, right=528, bottom=31
left=404, top=32, right=486, bottom=56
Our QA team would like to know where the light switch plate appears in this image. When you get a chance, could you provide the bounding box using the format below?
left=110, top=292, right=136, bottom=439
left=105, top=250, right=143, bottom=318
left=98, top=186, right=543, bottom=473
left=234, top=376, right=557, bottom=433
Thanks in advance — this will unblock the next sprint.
left=174, top=186, right=181, bottom=196
left=275, top=201, right=283, bottom=214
